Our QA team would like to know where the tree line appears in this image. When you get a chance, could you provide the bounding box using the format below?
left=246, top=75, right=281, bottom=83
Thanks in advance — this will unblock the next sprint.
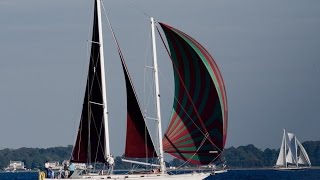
left=223, top=141, right=320, bottom=168
left=0, top=141, right=319, bottom=170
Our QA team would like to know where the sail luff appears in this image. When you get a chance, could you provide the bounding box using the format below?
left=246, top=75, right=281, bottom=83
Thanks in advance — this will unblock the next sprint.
left=297, top=139, right=312, bottom=166
left=96, top=0, right=110, bottom=159
left=287, top=133, right=298, bottom=166
left=99, top=5, right=157, bottom=159
left=122, top=57, right=158, bottom=158
left=120, top=40, right=157, bottom=158
left=276, top=129, right=286, bottom=166
left=71, top=0, right=107, bottom=164
left=295, top=135, right=298, bottom=167
left=286, top=145, right=295, bottom=165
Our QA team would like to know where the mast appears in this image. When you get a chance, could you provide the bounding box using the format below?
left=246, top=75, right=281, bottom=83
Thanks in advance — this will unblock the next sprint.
left=151, top=17, right=165, bottom=173
left=295, top=135, right=298, bottom=167
left=96, top=0, right=111, bottom=158
left=284, top=129, right=287, bottom=168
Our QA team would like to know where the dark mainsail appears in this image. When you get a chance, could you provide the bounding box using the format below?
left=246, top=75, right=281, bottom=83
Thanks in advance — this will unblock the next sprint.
left=159, top=23, right=228, bottom=165
left=71, top=0, right=107, bottom=164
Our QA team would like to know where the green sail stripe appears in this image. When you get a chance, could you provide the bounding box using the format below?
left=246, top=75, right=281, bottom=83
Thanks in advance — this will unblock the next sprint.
left=176, top=147, right=197, bottom=151
left=197, top=70, right=211, bottom=115
left=171, top=43, right=212, bottom=138
left=171, top=153, right=201, bottom=161
left=168, top=118, right=189, bottom=141
left=171, top=29, right=225, bottom=126
left=193, top=53, right=201, bottom=108
left=167, top=111, right=184, bottom=137
left=172, top=29, right=223, bottom=139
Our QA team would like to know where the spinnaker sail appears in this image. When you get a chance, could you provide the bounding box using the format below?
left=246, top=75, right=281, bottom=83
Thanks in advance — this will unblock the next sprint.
left=159, top=23, right=228, bottom=165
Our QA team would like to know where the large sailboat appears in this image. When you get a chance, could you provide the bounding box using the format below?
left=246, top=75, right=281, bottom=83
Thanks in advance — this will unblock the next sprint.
left=45, top=0, right=228, bottom=179
left=274, top=129, right=311, bottom=170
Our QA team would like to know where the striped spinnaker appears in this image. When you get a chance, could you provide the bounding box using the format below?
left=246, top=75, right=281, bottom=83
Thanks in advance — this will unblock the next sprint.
left=160, top=23, right=228, bottom=165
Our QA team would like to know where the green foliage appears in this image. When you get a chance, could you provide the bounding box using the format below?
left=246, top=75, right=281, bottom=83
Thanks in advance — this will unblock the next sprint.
left=0, top=146, right=73, bottom=170
left=221, top=142, right=320, bottom=168
left=0, top=142, right=319, bottom=169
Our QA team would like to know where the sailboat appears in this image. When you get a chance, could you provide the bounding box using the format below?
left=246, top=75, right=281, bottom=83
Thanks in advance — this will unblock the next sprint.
left=274, top=129, right=311, bottom=170
left=44, top=0, right=228, bottom=179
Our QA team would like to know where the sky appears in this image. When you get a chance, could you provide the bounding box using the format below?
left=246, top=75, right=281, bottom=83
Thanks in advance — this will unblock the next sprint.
left=0, top=0, right=319, bottom=157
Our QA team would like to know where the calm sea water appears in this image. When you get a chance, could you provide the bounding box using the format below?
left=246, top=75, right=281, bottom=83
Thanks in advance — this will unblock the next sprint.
left=0, top=171, right=38, bottom=180
left=207, top=169, right=320, bottom=180
left=0, top=169, right=319, bottom=179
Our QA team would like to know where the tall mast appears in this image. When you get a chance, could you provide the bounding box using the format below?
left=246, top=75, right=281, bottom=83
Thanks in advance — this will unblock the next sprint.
left=295, top=136, right=298, bottom=167
left=151, top=17, right=165, bottom=173
left=96, top=0, right=111, bottom=158
left=284, top=129, right=287, bottom=168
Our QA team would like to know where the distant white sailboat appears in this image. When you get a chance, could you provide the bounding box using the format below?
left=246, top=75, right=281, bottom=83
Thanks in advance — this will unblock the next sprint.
left=274, top=129, right=311, bottom=170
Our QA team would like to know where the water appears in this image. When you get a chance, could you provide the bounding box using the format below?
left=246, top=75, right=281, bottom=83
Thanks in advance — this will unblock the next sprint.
left=0, top=169, right=319, bottom=179
left=207, top=169, right=320, bottom=180
left=0, top=171, right=38, bottom=180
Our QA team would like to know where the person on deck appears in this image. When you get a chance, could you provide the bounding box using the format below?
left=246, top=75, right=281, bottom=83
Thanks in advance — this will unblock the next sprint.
left=68, top=163, right=75, bottom=177
left=106, top=155, right=114, bottom=175
left=63, top=163, right=69, bottom=178
left=44, top=161, right=49, bottom=178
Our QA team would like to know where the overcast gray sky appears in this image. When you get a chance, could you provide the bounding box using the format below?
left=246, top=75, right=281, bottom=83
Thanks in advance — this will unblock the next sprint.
left=0, top=0, right=319, bottom=156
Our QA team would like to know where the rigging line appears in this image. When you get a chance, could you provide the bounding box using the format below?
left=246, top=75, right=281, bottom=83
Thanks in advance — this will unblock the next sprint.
left=89, top=101, right=106, bottom=162
left=146, top=70, right=156, bottom=120
left=87, top=53, right=103, bottom=106
left=145, top=125, right=148, bottom=160
left=175, top=133, right=210, bottom=168
left=125, top=0, right=151, bottom=18
left=92, top=112, right=104, bottom=163
left=208, top=154, right=222, bottom=166
left=155, top=69, right=220, bottom=151
left=73, top=119, right=83, bottom=161
left=143, top=30, right=152, bottom=121
left=96, top=116, right=106, bottom=163
left=101, top=1, right=159, bottom=154
left=148, top=25, right=162, bottom=141
left=70, top=0, right=96, bottom=162
left=155, top=25, right=204, bottom=135
left=87, top=57, right=104, bottom=162
left=101, top=1, right=144, bottom=111
left=141, top=27, right=159, bottom=149
left=178, top=29, right=228, bottom=136
left=88, top=57, right=108, bottom=163
left=156, top=24, right=218, bottom=148
left=86, top=1, right=102, bottom=110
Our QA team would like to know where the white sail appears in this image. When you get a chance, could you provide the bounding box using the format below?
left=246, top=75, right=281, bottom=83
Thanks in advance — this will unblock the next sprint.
left=285, top=148, right=296, bottom=164
left=287, top=132, right=298, bottom=165
left=276, top=130, right=286, bottom=166
left=297, top=139, right=312, bottom=166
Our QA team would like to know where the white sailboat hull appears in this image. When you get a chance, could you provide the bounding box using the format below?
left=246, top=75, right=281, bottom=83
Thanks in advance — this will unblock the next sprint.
left=43, top=171, right=224, bottom=180
left=273, top=166, right=311, bottom=171
left=43, top=170, right=226, bottom=180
